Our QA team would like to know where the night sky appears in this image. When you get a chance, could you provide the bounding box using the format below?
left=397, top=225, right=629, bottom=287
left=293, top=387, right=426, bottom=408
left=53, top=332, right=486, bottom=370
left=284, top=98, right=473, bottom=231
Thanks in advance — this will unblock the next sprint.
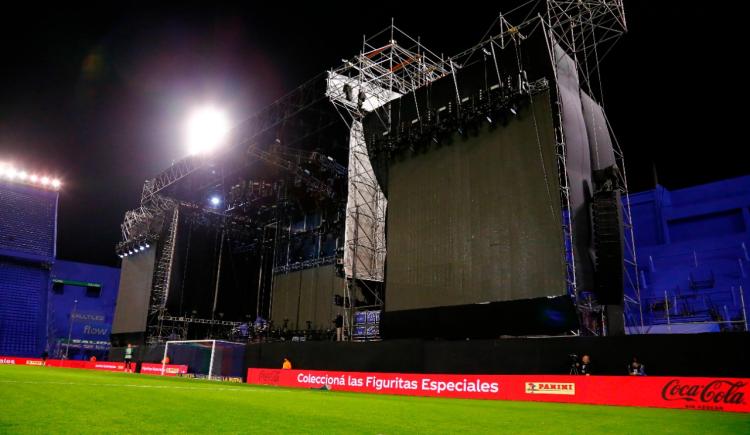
left=0, top=2, right=745, bottom=266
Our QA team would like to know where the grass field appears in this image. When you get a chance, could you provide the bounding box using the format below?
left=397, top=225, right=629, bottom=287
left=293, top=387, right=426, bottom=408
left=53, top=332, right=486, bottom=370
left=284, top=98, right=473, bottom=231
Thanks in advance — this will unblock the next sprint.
left=0, top=365, right=748, bottom=434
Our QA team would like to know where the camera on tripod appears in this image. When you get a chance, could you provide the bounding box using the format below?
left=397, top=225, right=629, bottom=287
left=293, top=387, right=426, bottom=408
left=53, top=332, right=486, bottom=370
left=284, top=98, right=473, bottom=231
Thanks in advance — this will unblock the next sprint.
left=568, top=353, right=580, bottom=375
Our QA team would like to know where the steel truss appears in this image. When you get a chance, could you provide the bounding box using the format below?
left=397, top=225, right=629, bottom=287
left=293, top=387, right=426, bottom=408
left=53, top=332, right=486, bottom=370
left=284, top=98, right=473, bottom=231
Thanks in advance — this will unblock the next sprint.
left=140, top=74, right=330, bottom=208
left=327, top=23, right=449, bottom=123
left=546, top=0, right=627, bottom=86
left=146, top=207, right=180, bottom=344
left=327, top=24, right=449, bottom=340
left=544, top=0, right=641, bottom=334
left=123, top=3, right=638, bottom=343
left=121, top=106, right=344, bottom=344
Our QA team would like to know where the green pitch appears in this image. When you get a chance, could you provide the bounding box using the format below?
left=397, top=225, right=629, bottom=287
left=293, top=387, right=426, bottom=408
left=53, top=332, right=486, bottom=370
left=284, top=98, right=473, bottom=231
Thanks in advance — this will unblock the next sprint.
left=0, top=365, right=748, bottom=434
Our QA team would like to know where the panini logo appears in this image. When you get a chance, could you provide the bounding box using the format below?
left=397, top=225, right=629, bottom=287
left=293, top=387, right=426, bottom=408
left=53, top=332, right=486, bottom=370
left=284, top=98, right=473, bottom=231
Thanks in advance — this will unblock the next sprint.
left=166, top=367, right=179, bottom=374
left=25, top=360, right=43, bottom=366
left=525, top=382, right=576, bottom=395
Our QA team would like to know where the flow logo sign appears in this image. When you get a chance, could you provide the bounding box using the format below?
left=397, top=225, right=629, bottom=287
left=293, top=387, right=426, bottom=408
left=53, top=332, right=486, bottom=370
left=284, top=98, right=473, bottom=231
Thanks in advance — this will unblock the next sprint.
left=525, top=382, right=576, bottom=395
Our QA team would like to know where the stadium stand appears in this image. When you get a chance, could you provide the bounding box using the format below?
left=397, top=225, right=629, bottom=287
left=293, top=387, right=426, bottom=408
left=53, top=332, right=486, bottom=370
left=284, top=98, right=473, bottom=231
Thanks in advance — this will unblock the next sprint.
left=625, top=175, right=750, bottom=333
left=0, top=181, right=57, bottom=356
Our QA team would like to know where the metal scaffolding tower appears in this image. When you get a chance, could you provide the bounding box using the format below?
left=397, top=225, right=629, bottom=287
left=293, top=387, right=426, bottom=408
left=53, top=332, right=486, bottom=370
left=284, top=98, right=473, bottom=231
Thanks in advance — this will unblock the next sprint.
left=147, top=207, right=180, bottom=344
left=545, top=0, right=640, bottom=333
left=327, top=24, right=449, bottom=340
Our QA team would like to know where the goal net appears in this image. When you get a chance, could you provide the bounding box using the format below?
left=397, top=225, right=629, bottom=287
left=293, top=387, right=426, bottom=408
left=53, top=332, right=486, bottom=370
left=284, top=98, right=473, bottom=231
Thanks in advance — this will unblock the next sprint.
left=162, top=340, right=246, bottom=381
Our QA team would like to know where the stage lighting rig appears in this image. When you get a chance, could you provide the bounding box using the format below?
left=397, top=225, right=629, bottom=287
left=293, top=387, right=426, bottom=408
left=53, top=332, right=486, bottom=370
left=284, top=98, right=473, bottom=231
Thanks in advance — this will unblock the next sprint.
left=115, top=235, right=156, bottom=258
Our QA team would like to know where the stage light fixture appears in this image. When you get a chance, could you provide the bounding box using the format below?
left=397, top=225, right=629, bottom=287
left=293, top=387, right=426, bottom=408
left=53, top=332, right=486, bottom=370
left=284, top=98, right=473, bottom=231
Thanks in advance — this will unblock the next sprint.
left=29, top=174, right=39, bottom=182
left=139, top=246, right=145, bottom=251
left=51, top=179, right=61, bottom=189
left=41, top=177, right=50, bottom=186
left=210, top=195, right=221, bottom=207
left=186, top=105, right=230, bottom=155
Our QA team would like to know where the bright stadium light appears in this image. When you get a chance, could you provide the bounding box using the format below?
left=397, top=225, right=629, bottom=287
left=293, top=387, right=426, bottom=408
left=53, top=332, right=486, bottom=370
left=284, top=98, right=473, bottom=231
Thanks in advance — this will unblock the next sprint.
left=0, top=162, right=61, bottom=190
left=210, top=195, right=221, bottom=207
left=186, top=106, right=231, bottom=156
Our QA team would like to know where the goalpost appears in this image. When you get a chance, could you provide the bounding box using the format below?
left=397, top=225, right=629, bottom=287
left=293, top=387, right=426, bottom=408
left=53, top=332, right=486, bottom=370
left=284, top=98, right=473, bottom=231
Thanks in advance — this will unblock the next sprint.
left=161, top=339, right=245, bottom=380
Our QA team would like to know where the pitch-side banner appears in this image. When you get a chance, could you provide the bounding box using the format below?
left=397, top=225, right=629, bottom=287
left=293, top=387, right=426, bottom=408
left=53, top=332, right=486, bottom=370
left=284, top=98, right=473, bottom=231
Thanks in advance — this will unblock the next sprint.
left=0, top=356, right=186, bottom=375
left=140, top=363, right=189, bottom=376
left=247, top=369, right=749, bottom=413
left=0, top=357, right=127, bottom=371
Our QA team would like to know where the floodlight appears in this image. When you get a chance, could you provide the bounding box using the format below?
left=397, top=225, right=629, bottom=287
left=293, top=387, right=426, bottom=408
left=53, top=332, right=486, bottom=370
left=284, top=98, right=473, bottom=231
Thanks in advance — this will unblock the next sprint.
left=186, top=106, right=230, bottom=155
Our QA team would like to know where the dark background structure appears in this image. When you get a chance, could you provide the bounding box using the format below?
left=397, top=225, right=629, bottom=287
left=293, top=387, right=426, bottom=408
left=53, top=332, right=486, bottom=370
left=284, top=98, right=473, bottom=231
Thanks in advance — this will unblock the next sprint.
left=0, top=2, right=744, bottom=266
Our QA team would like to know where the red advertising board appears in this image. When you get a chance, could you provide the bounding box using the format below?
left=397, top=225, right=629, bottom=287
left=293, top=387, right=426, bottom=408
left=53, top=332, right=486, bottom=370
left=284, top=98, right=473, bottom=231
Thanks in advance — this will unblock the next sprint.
left=0, top=357, right=44, bottom=366
left=247, top=369, right=750, bottom=413
left=0, top=356, right=186, bottom=376
left=46, top=360, right=127, bottom=371
left=0, top=357, right=126, bottom=371
left=140, top=363, right=189, bottom=376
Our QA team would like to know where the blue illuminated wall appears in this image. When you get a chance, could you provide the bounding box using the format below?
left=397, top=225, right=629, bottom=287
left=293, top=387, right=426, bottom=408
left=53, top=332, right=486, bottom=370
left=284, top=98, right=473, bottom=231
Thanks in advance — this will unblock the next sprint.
left=0, top=181, right=57, bottom=262
left=0, top=260, right=49, bottom=356
left=0, top=181, right=57, bottom=357
left=1, top=180, right=121, bottom=358
left=626, top=175, right=750, bottom=333
left=48, top=260, right=121, bottom=359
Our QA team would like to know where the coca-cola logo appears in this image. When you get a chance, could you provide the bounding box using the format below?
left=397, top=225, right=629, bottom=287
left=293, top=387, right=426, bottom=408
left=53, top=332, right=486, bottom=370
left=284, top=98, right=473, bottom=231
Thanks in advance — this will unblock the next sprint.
left=662, top=379, right=746, bottom=405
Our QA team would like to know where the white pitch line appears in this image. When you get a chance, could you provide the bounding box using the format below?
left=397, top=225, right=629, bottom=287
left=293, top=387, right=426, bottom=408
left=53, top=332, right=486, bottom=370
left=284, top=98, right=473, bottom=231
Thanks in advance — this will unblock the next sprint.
left=0, top=379, right=288, bottom=393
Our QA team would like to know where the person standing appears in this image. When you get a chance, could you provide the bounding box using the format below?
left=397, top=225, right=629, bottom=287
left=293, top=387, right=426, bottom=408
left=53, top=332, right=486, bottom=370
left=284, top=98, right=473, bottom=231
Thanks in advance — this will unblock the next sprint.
left=282, top=358, right=292, bottom=370
left=124, top=343, right=134, bottom=373
left=628, top=357, right=646, bottom=376
left=580, top=354, right=593, bottom=376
